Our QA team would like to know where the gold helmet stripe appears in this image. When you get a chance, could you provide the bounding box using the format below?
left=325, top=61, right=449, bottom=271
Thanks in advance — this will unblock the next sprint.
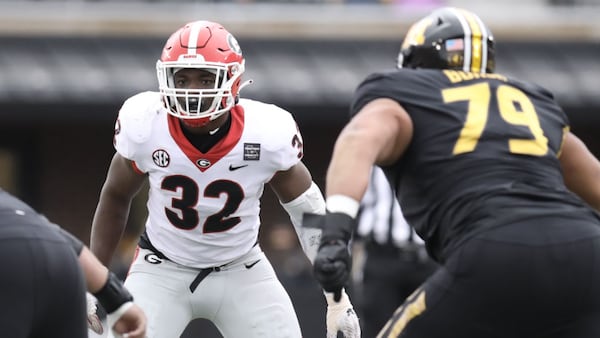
left=459, top=9, right=488, bottom=73
left=472, top=13, right=489, bottom=73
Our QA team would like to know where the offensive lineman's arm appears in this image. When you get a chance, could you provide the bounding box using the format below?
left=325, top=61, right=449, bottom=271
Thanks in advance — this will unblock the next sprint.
left=559, top=132, right=600, bottom=211
left=91, top=153, right=147, bottom=266
left=310, top=98, right=412, bottom=304
left=326, top=98, right=412, bottom=203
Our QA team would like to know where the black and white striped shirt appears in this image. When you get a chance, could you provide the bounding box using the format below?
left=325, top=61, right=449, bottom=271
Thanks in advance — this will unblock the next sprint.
left=357, top=166, right=424, bottom=247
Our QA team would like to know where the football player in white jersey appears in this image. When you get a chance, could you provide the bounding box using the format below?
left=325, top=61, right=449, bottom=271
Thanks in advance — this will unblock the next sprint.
left=89, top=20, right=360, bottom=338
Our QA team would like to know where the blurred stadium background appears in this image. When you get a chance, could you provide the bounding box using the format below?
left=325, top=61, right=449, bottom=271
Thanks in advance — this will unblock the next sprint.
left=0, top=0, right=599, bottom=336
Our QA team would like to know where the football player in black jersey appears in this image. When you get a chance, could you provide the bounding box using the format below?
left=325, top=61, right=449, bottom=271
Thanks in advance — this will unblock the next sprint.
left=306, top=7, right=600, bottom=338
left=0, top=189, right=146, bottom=338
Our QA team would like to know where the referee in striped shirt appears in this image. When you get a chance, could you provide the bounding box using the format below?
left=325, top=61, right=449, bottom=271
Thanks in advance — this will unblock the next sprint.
left=352, top=166, right=438, bottom=337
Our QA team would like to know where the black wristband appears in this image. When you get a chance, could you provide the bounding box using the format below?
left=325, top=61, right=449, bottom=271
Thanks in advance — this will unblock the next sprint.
left=93, top=272, right=133, bottom=314
left=304, top=212, right=354, bottom=245
left=320, top=212, right=354, bottom=244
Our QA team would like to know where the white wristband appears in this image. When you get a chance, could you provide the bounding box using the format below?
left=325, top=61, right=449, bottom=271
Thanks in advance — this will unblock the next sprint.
left=326, top=195, right=360, bottom=218
left=107, top=301, right=134, bottom=333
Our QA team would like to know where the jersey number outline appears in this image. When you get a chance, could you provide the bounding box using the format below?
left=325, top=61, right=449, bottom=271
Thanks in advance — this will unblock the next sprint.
left=292, top=133, right=304, bottom=159
left=442, top=82, right=548, bottom=156
left=161, top=175, right=244, bottom=233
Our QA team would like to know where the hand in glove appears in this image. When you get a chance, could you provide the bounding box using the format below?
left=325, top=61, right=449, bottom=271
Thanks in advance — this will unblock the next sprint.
left=304, top=211, right=359, bottom=337
left=309, top=212, right=355, bottom=301
left=325, top=288, right=361, bottom=338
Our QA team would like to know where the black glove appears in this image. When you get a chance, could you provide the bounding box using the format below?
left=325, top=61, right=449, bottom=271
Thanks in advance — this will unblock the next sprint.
left=304, top=212, right=355, bottom=302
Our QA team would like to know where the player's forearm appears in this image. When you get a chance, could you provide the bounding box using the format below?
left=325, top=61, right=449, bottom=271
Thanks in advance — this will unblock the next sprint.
left=326, top=102, right=404, bottom=202
left=326, top=130, right=373, bottom=202
left=280, top=182, right=326, bottom=264
left=79, top=246, right=110, bottom=293
left=90, top=194, right=132, bottom=265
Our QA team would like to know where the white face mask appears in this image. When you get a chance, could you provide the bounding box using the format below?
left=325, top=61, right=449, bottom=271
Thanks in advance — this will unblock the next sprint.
left=156, top=61, right=247, bottom=124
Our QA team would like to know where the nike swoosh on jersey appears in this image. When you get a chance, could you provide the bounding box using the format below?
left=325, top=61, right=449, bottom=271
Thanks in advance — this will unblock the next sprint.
left=229, top=164, right=249, bottom=171
left=244, top=259, right=261, bottom=269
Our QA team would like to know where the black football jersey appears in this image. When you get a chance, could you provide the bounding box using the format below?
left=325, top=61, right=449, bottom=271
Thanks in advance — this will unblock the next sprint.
left=0, top=189, right=67, bottom=244
left=351, top=68, right=598, bottom=262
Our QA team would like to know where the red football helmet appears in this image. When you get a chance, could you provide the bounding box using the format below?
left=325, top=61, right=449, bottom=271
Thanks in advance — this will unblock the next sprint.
left=156, top=21, right=251, bottom=127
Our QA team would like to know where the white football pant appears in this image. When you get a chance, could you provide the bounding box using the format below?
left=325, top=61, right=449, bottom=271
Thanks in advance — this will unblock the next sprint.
left=109, top=246, right=302, bottom=338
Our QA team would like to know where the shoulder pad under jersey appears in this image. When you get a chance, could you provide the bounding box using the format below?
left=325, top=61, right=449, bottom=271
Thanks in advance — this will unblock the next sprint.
left=242, top=99, right=298, bottom=133
left=117, top=91, right=164, bottom=144
left=239, top=99, right=304, bottom=170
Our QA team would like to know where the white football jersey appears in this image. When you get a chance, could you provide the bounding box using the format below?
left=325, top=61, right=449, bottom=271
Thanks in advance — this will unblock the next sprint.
left=114, top=91, right=304, bottom=268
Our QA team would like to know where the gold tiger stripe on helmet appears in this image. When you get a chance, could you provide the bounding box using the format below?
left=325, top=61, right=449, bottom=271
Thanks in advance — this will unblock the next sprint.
left=460, top=9, right=486, bottom=73
left=450, top=8, right=489, bottom=74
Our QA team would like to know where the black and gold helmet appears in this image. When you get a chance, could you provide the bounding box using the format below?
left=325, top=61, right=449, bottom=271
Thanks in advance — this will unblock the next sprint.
left=397, top=7, right=495, bottom=74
